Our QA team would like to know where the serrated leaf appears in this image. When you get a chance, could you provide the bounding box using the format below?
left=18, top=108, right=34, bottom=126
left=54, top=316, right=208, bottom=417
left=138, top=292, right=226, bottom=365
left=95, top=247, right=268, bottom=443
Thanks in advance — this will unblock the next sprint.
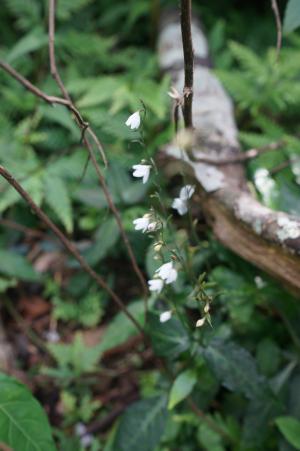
left=113, top=396, right=168, bottom=451
left=44, top=173, right=73, bottom=233
left=275, top=416, right=300, bottom=449
left=81, top=217, right=120, bottom=266
left=146, top=312, right=190, bottom=359
left=284, top=0, right=300, bottom=33
left=0, top=250, right=39, bottom=281
left=203, top=341, right=266, bottom=399
left=0, top=372, right=56, bottom=451
left=168, top=370, right=197, bottom=410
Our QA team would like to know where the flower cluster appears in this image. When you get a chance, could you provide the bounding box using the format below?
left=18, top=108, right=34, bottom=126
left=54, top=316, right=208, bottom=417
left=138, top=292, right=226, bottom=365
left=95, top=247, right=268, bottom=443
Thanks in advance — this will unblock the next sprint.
left=133, top=213, right=160, bottom=233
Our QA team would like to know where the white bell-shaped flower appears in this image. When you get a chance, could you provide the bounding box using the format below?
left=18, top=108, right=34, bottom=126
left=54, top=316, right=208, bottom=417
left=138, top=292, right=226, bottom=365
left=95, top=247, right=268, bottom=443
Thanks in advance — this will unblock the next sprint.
left=133, top=215, right=150, bottom=233
left=172, top=184, right=195, bottom=216
left=159, top=310, right=172, bottom=323
left=148, top=278, right=164, bottom=293
left=125, top=111, right=141, bottom=130
left=132, top=164, right=151, bottom=184
left=155, top=261, right=178, bottom=284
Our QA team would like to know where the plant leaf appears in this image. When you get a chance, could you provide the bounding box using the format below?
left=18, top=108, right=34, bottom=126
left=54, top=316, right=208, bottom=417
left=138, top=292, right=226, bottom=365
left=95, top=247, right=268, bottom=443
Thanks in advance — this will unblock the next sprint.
left=146, top=312, right=190, bottom=359
left=284, top=0, right=300, bottom=33
left=0, top=250, right=39, bottom=282
left=0, top=372, right=56, bottom=451
left=113, top=396, right=168, bottom=451
left=275, top=416, right=300, bottom=449
left=44, top=173, right=73, bottom=233
left=168, top=369, right=197, bottom=410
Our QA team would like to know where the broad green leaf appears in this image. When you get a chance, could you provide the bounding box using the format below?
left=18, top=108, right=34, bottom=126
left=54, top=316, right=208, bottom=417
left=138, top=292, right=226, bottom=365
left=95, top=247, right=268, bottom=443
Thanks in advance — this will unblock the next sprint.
left=146, top=312, right=190, bottom=359
left=113, top=396, right=168, bottom=451
left=0, top=372, right=56, bottom=451
left=0, top=250, right=39, bottom=281
left=44, top=173, right=73, bottom=233
left=168, top=369, right=197, bottom=409
left=203, top=341, right=265, bottom=399
left=275, top=416, right=300, bottom=449
left=284, top=0, right=300, bottom=33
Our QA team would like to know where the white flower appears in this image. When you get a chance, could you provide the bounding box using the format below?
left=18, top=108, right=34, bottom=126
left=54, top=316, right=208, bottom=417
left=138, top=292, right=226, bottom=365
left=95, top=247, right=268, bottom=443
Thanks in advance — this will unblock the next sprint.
left=180, top=185, right=195, bottom=200
left=172, top=184, right=195, bottom=215
left=147, top=221, right=159, bottom=232
left=132, top=164, right=151, bottom=184
left=133, top=215, right=150, bottom=233
left=125, top=111, right=141, bottom=130
left=196, top=317, right=206, bottom=328
left=155, top=261, right=178, bottom=284
left=172, top=198, right=188, bottom=215
left=148, top=278, right=164, bottom=293
left=160, top=310, right=172, bottom=323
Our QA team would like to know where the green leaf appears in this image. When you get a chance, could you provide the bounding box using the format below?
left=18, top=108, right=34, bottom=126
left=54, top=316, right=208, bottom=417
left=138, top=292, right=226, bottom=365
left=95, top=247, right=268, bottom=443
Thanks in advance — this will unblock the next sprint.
left=197, top=422, right=225, bottom=451
left=81, top=217, right=120, bottom=266
left=47, top=332, right=102, bottom=376
left=0, top=372, right=56, bottom=451
left=275, top=416, right=300, bottom=449
left=0, top=250, right=39, bottom=281
left=284, top=0, right=300, bottom=33
left=146, top=312, right=190, bottom=359
left=44, top=173, right=73, bottom=233
left=96, top=300, right=146, bottom=356
left=7, top=27, right=47, bottom=63
left=168, top=369, right=197, bottom=409
left=113, top=396, right=168, bottom=451
left=203, top=341, right=265, bottom=399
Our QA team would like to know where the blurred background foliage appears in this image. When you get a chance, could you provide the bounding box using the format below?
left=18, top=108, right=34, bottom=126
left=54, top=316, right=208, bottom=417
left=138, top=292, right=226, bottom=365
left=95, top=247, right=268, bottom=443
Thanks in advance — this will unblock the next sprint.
left=1, top=0, right=300, bottom=450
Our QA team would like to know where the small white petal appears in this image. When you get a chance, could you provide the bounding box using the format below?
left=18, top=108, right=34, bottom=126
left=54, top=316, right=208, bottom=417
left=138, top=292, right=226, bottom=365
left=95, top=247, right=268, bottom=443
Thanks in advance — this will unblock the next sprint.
left=196, top=317, right=206, bottom=328
left=160, top=310, right=172, bottom=323
left=125, top=111, right=141, bottom=130
left=155, top=261, right=178, bottom=284
left=156, top=262, right=172, bottom=279
left=165, top=268, right=178, bottom=284
left=172, top=198, right=188, bottom=215
left=147, top=222, right=158, bottom=232
left=148, top=278, right=164, bottom=293
left=179, top=185, right=195, bottom=200
left=132, top=164, right=151, bottom=184
left=133, top=216, right=150, bottom=233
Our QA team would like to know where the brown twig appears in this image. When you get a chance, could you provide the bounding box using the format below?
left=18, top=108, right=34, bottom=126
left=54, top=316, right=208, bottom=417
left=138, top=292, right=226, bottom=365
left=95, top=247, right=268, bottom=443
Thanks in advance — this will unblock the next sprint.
left=0, top=165, right=143, bottom=334
left=271, top=0, right=282, bottom=61
left=192, top=139, right=285, bottom=165
left=47, top=0, right=148, bottom=299
left=180, top=0, right=194, bottom=129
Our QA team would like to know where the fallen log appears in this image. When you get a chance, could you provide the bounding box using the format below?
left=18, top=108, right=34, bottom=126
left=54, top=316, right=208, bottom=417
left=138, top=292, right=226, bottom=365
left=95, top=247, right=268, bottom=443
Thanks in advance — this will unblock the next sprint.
left=158, top=13, right=300, bottom=295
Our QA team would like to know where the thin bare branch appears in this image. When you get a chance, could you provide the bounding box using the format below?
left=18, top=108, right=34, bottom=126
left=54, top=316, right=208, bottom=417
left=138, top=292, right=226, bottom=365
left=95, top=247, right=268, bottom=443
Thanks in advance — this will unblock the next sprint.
left=47, top=0, right=148, bottom=298
left=0, top=165, right=143, bottom=334
left=271, top=0, right=282, bottom=61
left=180, top=0, right=194, bottom=129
